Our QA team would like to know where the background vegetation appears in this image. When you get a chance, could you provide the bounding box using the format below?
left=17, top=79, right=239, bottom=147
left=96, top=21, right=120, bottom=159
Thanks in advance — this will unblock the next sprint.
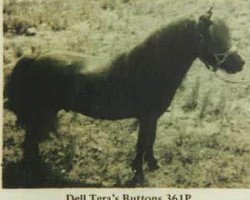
left=3, top=0, right=250, bottom=187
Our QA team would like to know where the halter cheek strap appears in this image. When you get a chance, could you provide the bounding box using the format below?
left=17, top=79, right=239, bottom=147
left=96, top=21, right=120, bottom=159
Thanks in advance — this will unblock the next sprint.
left=197, top=35, right=217, bottom=71
left=196, top=31, right=217, bottom=71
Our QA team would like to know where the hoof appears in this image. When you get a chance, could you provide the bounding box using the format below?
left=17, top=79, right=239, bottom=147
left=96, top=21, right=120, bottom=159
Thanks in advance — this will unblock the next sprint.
left=147, top=163, right=159, bottom=171
left=144, top=155, right=159, bottom=171
left=125, top=172, right=145, bottom=187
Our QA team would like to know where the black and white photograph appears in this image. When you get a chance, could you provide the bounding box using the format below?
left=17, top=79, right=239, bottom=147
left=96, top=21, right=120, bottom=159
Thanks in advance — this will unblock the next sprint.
left=1, top=0, right=249, bottom=195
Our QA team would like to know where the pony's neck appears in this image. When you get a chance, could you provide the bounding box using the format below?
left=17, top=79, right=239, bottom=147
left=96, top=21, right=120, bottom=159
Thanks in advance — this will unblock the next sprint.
left=141, top=18, right=200, bottom=77
left=98, top=18, right=201, bottom=79
left=159, top=18, right=200, bottom=62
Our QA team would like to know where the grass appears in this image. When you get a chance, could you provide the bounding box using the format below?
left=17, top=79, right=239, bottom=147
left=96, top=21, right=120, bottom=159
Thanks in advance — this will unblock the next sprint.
left=182, top=77, right=200, bottom=112
left=2, top=0, right=250, bottom=188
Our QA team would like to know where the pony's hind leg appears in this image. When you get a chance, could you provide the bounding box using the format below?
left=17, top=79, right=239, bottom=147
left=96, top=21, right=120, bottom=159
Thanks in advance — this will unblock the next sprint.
left=21, top=111, right=58, bottom=187
left=22, top=128, right=44, bottom=187
left=130, top=117, right=158, bottom=185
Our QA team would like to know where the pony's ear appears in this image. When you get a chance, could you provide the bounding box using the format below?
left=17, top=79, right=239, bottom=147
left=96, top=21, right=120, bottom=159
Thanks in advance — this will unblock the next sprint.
left=198, top=7, right=213, bottom=35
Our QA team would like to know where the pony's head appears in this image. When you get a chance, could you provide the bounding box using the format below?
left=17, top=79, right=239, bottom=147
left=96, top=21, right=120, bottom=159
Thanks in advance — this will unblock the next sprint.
left=197, top=7, right=245, bottom=74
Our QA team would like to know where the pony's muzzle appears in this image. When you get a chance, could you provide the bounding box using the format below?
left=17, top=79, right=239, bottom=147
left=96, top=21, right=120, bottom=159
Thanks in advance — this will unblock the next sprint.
left=239, top=56, right=246, bottom=68
left=236, top=53, right=245, bottom=71
left=221, top=52, right=245, bottom=74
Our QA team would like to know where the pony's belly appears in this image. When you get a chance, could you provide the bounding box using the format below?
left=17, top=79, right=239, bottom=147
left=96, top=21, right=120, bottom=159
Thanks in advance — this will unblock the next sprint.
left=76, top=103, right=135, bottom=120
left=74, top=82, right=138, bottom=119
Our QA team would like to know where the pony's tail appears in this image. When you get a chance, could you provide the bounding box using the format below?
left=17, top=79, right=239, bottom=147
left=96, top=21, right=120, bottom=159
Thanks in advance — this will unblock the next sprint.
left=4, top=57, right=34, bottom=112
left=4, top=56, right=61, bottom=187
left=4, top=56, right=58, bottom=133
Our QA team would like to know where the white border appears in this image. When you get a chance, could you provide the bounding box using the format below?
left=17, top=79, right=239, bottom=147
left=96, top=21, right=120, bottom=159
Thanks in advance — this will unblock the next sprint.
left=0, top=189, right=249, bottom=200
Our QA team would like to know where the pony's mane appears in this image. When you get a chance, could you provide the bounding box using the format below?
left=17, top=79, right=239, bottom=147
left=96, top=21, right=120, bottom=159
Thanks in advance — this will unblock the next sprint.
left=106, top=17, right=198, bottom=74
left=149, top=17, right=197, bottom=39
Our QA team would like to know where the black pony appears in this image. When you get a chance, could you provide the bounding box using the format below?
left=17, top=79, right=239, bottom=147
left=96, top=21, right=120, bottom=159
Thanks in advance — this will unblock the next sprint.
left=5, top=9, right=245, bottom=187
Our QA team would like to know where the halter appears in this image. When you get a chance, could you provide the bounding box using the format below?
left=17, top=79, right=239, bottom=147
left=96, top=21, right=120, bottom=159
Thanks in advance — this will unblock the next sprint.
left=214, top=45, right=237, bottom=67
left=198, top=40, right=249, bottom=84
left=196, top=8, right=248, bottom=84
left=197, top=30, right=238, bottom=72
left=196, top=7, right=238, bottom=72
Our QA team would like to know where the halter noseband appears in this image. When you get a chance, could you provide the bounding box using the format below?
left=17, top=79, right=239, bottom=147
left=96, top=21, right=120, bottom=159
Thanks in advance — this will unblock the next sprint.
left=214, top=45, right=237, bottom=67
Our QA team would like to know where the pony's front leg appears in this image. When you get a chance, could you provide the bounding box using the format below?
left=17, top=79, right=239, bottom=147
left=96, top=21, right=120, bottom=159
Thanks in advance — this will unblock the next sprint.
left=144, top=120, right=159, bottom=171
left=145, top=146, right=159, bottom=171
left=130, top=118, right=157, bottom=185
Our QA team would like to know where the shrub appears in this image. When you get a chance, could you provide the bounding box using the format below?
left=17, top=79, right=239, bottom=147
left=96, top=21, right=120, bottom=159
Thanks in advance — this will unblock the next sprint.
left=4, top=16, right=35, bottom=35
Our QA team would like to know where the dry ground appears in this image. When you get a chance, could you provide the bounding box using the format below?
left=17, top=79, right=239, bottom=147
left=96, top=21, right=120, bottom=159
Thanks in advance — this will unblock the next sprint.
left=2, top=0, right=250, bottom=187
